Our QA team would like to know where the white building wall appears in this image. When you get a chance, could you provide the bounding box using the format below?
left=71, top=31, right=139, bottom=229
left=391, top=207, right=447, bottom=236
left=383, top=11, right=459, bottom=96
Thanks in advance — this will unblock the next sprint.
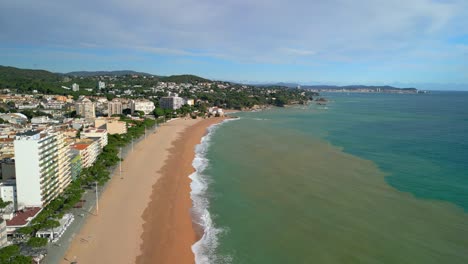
left=14, top=139, right=42, bottom=209
left=0, top=185, right=16, bottom=205
left=131, top=100, right=155, bottom=115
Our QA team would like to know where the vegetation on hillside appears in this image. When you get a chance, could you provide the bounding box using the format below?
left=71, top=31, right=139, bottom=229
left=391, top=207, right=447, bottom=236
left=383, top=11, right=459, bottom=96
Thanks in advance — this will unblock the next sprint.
left=159, top=74, right=210, bottom=83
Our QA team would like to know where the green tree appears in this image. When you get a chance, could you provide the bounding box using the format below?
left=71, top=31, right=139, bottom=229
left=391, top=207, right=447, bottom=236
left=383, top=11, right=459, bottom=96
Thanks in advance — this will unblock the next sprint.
left=0, top=245, right=32, bottom=263
left=40, top=219, right=60, bottom=230
left=6, top=101, right=15, bottom=108
left=274, top=96, right=287, bottom=107
left=153, top=107, right=165, bottom=118
left=122, top=108, right=132, bottom=115
left=17, top=226, right=35, bottom=236
left=106, top=94, right=115, bottom=101
left=0, top=198, right=12, bottom=208
left=27, top=237, right=48, bottom=248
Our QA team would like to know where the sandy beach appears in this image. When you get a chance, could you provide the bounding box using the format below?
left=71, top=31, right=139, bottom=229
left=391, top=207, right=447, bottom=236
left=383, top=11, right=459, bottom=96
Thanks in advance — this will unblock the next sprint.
left=62, top=117, right=227, bottom=264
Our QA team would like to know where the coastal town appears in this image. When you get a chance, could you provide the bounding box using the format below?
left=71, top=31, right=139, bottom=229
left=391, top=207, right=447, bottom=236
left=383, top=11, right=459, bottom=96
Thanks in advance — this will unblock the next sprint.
left=0, top=66, right=318, bottom=263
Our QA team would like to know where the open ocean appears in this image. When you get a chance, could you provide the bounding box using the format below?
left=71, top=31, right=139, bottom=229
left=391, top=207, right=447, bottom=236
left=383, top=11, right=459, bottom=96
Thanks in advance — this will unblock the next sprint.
left=190, top=91, right=468, bottom=264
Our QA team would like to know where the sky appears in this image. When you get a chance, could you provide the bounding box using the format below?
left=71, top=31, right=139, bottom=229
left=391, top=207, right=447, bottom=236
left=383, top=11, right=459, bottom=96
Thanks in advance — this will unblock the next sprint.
left=1, top=0, right=468, bottom=90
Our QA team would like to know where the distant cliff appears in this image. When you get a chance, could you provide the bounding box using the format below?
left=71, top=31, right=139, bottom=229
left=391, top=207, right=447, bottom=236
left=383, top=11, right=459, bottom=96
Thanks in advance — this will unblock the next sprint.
left=302, top=85, right=417, bottom=93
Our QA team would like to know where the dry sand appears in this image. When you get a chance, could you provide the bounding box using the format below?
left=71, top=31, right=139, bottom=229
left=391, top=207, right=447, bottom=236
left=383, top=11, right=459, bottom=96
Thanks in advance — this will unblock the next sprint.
left=62, top=117, right=226, bottom=264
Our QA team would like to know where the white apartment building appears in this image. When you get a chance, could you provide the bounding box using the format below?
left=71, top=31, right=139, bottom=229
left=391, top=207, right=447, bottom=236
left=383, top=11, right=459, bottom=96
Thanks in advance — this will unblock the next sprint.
left=14, top=130, right=72, bottom=209
left=81, top=128, right=108, bottom=149
left=98, top=81, right=106, bottom=89
left=159, top=96, right=185, bottom=110
left=108, top=101, right=123, bottom=117
left=72, top=83, right=79, bottom=92
left=130, top=100, right=155, bottom=115
left=0, top=181, right=16, bottom=208
left=75, top=98, right=96, bottom=119
left=71, top=139, right=101, bottom=168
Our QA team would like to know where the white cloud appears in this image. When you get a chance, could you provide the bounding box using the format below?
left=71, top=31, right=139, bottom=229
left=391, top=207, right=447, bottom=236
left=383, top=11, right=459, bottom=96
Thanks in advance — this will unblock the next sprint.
left=0, top=0, right=467, bottom=64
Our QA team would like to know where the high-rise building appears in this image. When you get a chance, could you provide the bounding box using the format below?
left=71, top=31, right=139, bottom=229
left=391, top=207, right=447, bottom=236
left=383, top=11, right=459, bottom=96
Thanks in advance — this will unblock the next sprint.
left=14, top=130, right=72, bottom=209
left=159, top=95, right=185, bottom=110
left=75, top=97, right=96, bottom=119
left=108, top=101, right=123, bottom=117
left=70, top=153, right=82, bottom=180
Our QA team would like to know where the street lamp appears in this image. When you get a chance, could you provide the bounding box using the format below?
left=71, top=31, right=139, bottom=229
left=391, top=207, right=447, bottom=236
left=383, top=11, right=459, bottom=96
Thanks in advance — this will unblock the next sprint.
left=95, top=181, right=99, bottom=215
left=119, top=147, right=122, bottom=177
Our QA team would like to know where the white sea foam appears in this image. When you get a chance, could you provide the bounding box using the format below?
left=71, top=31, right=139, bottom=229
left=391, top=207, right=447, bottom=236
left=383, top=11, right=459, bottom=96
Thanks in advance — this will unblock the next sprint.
left=190, top=118, right=239, bottom=264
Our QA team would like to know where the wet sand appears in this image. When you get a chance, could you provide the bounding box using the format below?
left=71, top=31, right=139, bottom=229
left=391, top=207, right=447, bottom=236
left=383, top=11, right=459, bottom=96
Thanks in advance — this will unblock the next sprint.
left=62, top=117, right=225, bottom=264
left=136, top=117, right=228, bottom=264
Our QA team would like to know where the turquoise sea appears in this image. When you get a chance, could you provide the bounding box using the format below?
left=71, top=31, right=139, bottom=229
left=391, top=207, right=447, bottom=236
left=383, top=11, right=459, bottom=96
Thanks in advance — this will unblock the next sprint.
left=190, top=92, right=468, bottom=264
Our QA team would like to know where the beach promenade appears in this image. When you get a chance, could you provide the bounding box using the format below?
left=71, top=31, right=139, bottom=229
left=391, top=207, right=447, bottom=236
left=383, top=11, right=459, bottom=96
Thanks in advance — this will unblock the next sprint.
left=60, top=117, right=225, bottom=264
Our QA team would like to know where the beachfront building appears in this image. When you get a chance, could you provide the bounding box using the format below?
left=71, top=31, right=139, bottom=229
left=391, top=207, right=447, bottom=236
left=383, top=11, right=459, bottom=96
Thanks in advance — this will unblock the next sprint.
left=208, top=107, right=224, bottom=117
left=71, top=139, right=101, bottom=168
left=106, top=120, right=127, bottom=135
left=95, top=117, right=127, bottom=135
left=14, top=130, right=72, bottom=209
left=75, top=98, right=96, bottom=119
left=0, top=218, right=7, bottom=248
left=70, top=153, right=82, bottom=180
left=81, top=128, right=108, bottom=149
left=130, top=99, right=155, bottom=115
left=108, top=101, right=123, bottom=117
left=159, top=94, right=185, bottom=110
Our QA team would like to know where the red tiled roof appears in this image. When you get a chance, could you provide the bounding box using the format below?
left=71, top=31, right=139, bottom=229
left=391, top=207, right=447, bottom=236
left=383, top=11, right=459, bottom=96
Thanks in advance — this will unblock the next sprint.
left=72, top=143, right=90, bottom=150
left=6, top=207, right=42, bottom=226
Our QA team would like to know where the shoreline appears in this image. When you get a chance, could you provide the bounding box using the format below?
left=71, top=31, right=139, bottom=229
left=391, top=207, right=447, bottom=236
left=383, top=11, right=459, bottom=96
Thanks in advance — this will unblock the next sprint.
left=136, top=117, right=229, bottom=264
left=61, top=117, right=219, bottom=264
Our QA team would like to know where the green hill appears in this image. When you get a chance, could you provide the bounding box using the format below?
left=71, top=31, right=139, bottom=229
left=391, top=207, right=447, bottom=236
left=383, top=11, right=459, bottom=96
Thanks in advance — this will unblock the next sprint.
left=0, top=65, right=60, bottom=82
left=0, top=65, right=63, bottom=93
left=65, top=70, right=154, bottom=77
left=159, top=74, right=210, bottom=83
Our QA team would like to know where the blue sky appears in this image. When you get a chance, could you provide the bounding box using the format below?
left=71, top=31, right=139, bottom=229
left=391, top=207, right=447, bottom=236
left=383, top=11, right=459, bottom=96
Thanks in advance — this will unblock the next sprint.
left=1, top=0, right=468, bottom=90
